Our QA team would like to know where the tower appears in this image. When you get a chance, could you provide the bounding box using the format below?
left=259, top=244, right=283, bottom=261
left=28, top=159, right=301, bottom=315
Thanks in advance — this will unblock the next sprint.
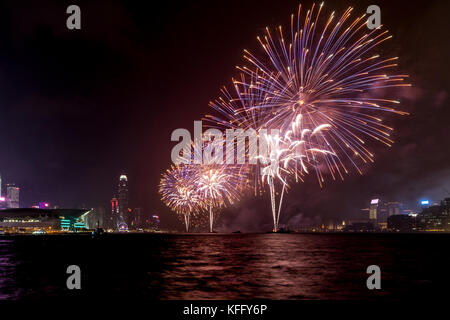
left=117, top=174, right=129, bottom=230
left=118, top=174, right=128, bottom=216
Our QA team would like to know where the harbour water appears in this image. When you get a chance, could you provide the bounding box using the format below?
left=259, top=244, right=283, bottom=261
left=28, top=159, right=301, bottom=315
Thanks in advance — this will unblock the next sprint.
left=0, top=233, right=449, bottom=300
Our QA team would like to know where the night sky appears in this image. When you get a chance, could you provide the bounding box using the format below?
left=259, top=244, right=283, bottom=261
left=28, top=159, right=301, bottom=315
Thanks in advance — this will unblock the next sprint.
left=0, top=0, right=449, bottom=231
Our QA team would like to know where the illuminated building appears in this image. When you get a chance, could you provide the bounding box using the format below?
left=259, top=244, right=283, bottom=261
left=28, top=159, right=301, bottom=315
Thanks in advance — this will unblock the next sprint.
left=149, top=215, right=160, bottom=230
left=6, top=184, right=20, bottom=208
left=367, top=198, right=393, bottom=227
left=420, top=200, right=430, bottom=208
left=0, top=208, right=90, bottom=233
left=335, top=220, right=346, bottom=231
left=111, top=197, right=119, bottom=227
left=417, top=198, right=450, bottom=231
left=118, top=174, right=128, bottom=220
left=115, top=174, right=129, bottom=231
left=369, top=199, right=380, bottom=222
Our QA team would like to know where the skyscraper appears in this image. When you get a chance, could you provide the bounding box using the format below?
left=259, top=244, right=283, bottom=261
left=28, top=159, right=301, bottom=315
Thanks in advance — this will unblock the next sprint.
left=111, top=197, right=119, bottom=227
left=6, top=184, right=20, bottom=208
left=118, top=174, right=129, bottom=226
left=369, top=199, right=380, bottom=222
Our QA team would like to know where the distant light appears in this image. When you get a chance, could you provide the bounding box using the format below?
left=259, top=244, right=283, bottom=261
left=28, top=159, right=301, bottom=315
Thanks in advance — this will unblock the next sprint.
left=0, top=197, right=5, bottom=202
left=120, top=174, right=128, bottom=181
left=370, top=199, right=379, bottom=204
left=421, top=200, right=429, bottom=205
left=39, top=201, right=50, bottom=209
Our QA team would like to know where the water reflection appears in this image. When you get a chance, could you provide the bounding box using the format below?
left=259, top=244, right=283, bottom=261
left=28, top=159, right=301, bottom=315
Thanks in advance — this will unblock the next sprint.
left=0, top=233, right=448, bottom=300
left=0, top=240, right=18, bottom=299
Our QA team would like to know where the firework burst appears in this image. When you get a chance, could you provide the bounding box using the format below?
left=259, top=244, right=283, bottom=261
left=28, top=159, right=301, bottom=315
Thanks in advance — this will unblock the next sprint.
left=205, top=2, right=409, bottom=231
left=159, top=165, right=203, bottom=232
left=175, top=139, right=248, bottom=232
left=236, top=2, right=410, bottom=183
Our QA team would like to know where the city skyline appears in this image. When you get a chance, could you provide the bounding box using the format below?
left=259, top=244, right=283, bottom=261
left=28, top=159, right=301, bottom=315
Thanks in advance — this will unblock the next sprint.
left=0, top=0, right=448, bottom=231
left=1, top=166, right=448, bottom=232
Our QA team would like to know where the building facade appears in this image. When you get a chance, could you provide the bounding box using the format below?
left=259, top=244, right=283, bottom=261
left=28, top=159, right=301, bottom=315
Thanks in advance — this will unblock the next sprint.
left=111, top=197, right=119, bottom=228
left=0, top=208, right=90, bottom=233
left=6, top=184, right=20, bottom=208
left=118, top=175, right=128, bottom=219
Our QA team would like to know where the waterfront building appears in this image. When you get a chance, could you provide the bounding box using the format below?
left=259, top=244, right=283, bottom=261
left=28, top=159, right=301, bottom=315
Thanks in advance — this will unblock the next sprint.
left=417, top=198, right=450, bottom=231
left=0, top=208, right=90, bottom=233
left=118, top=174, right=129, bottom=222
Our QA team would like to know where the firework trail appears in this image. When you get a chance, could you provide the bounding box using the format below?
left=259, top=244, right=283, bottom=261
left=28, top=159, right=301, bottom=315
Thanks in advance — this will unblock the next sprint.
left=197, top=165, right=239, bottom=232
left=256, top=133, right=290, bottom=231
left=159, top=165, right=203, bottom=232
left=177, top=139, right=248, bottom=232
left=208, top=84, right=335, bottom=231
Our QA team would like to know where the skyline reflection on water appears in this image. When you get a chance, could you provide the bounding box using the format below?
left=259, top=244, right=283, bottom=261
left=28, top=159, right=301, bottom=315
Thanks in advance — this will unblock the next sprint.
left=0, top=233, right=449, bottom=300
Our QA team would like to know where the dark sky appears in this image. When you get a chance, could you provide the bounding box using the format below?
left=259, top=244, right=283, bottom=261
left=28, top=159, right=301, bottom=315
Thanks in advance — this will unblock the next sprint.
left=0, top=0, right=449, bottom=231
